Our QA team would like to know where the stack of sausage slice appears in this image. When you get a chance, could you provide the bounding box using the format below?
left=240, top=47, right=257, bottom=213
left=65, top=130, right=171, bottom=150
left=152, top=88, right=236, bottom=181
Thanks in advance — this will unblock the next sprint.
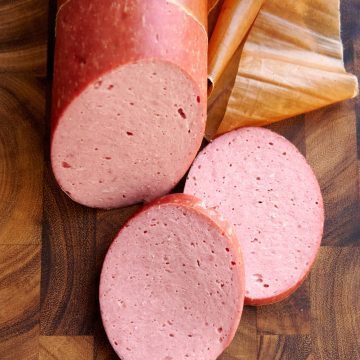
left=98, top=127, right=323, bottom=360
left=51, top=1, right=324, bottom=359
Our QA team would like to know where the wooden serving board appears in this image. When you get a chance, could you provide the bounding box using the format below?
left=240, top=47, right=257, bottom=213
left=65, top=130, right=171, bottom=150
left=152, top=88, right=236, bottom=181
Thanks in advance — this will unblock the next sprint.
left=0, top=0, right=360, bottom=359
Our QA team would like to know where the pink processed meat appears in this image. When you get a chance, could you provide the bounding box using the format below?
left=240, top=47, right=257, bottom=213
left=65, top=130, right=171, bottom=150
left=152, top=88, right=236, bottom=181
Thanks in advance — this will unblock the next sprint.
left=100, top=194, right=245, bottom=360
left=184, top=127, right=324, bottom=305
left=51, top=0, right=207, bottom=208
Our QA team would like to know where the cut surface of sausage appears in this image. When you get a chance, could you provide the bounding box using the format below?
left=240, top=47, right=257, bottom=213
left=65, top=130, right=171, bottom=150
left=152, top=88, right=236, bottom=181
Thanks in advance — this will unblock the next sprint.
left=51, top=0, right=207, bottom=208
left=52, top=61, right=204, bottom=208
left=184, top=127, right=324, bottom=305
left=100, top=194, right=245, bottom=360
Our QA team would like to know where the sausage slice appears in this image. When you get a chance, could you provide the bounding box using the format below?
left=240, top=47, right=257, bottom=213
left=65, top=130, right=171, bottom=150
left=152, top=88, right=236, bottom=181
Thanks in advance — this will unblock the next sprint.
left=185, top=127, right=324, bottom=305
left=99, top=194, right=245, bottom=359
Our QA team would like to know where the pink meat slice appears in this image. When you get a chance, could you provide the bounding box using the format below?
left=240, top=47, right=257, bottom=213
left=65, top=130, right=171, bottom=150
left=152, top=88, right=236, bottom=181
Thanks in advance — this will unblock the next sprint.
left=52, top=61, right=204, bottom=208
left=99, top=194, right=245, bottom=360
left=184, top=127, right=324, bottom=305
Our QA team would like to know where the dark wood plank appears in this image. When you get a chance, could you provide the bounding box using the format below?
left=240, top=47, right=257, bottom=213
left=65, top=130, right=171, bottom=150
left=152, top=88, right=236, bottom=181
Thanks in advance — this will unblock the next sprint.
left=0, top=245, right=40, bottom=360
left=94, top=320, right=118, bottom=360
left=39, top=336, right=94, bottom=360
left=0, top=75, right=45, bottom=245
left=304, top=0, right=360, bottom=247
left=40, top=167, right=97, bottom=335
left=341, top=0, right=359, bottom=74
left=0, top=0, right=48, bottom=75
left=219, top=307, right=257, bottom=360
left=257, top=335, right=312, bottom=360
left=0, top=1, right=47, bottom=358
left=304, top=102, right=360, bottom=247
left=257, top=278, right=310, bottom=336
left=341, top=0, right=360, bottom=159
left=311, top=247, right=360, bottom=359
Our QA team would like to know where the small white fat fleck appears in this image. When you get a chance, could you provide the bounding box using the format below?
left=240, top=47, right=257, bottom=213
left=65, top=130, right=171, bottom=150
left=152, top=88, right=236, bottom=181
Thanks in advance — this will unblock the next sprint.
left=270, top=173, right=275, bottom=178
left=228, top=228, right=233, bottom=236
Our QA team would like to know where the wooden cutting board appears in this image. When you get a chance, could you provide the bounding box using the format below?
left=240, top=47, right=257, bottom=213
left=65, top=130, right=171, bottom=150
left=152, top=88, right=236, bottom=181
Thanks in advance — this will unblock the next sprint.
left=0, top=0, right=359, bottom=359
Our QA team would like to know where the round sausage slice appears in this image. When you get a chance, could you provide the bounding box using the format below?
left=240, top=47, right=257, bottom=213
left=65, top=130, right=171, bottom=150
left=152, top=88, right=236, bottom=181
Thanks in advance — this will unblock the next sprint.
left=99, top=194, right=245, bottom=360
left=51, top=0, right=207, bottom=208
left=184, top=127, right=324, bottom=305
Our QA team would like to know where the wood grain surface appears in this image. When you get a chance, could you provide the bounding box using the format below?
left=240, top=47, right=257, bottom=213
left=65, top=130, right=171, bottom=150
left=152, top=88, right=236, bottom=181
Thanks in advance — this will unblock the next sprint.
left=0, top=0, right=359, bottom=359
